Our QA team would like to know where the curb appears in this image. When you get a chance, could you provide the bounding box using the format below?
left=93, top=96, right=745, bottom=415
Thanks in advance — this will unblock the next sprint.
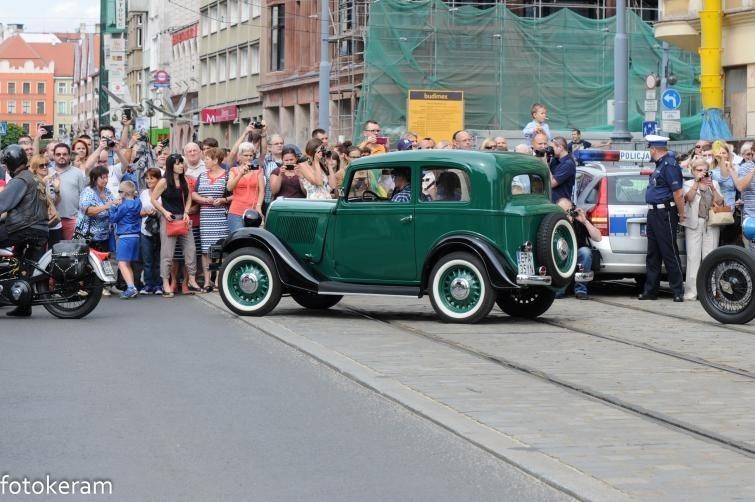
left=198, top=295, right=634, bottom=502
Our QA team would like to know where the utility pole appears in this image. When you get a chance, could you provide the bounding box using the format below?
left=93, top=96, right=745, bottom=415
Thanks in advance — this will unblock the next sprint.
left=611, top=0, right=632, bottom=142
left=318, top=0, right=330, bottom=131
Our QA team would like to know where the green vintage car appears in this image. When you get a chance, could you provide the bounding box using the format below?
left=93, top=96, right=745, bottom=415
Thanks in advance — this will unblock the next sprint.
left=210, top=150, right=580, bottom=323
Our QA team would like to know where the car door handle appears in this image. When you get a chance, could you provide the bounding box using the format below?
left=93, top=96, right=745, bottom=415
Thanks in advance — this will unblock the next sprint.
left=400, top=215, right=414, bottom=224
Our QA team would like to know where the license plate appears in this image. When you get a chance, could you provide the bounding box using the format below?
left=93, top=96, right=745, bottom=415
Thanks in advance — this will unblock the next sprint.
left=517, top=251, right=535, bottom=276
left=102, top=260, right=115, bottom=277
left=640, top=223, right=647, bottom=237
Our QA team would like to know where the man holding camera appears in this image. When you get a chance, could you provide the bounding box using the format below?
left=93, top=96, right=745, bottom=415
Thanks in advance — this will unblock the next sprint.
left=639, top=135, right=685, bottom=302
left=548, top=136, right=576, bottom=204
left=556, top=198, right=602, bottom=300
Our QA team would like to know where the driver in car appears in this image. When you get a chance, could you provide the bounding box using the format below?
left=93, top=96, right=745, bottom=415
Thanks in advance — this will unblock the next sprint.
left=0, top=144, right=50, bottom=317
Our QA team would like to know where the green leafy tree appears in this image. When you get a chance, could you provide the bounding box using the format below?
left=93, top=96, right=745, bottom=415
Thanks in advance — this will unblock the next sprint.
left=1, top=123, right=26, bottom=149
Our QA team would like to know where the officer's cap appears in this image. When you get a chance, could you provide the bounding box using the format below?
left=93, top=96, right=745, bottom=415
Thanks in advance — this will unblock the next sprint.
left=645, top=134, right=669, bottom=147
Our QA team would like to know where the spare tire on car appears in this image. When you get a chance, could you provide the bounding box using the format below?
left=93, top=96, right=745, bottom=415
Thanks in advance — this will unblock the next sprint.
left=536, top=212, right=578, bottom=287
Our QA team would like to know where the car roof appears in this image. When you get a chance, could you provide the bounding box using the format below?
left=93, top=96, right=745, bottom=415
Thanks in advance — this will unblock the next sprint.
left=347, top=149, right=550, bottom=178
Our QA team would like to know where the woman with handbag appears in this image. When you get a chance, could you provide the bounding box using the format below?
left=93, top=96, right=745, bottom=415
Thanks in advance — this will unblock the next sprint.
left=150, top=153, right=201, bottom=298
left=139, top=167, right=163, bottom=295
left=682, top=159, right=726, bottom=301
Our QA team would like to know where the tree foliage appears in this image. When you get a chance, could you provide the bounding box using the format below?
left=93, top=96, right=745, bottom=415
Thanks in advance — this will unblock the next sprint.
left=1, top=123, right=26, bottom=150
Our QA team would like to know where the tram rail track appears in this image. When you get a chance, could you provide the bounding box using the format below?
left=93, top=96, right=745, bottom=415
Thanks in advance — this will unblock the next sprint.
left=342, top=302, right=755, bottom=459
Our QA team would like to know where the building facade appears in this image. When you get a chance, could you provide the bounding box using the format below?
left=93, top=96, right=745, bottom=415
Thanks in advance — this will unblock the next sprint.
left=655, top=0, right=755, bottom=137
left=72, top=32, right=101, bottom=137
left=198, top=0, right=263, bottom=147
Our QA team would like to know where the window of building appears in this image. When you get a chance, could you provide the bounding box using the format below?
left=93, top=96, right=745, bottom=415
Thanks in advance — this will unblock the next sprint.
left=270, top=5, right=285, bottom=71
left=229, top=49, right=237, bottom=79
left=23, top=100, right=30, bottom=114
left=7, top=100, right=16, bottom=113
left=252, top=1, right=261, bottom=18
left=218, top=0, right=227, bottom=29
left=57, top=81, right=66, bottom=94
left=209, top=56, right=217, bottom=84
left=136, top=27, right=143, bottom=48
left=37, top=82, right=45, bottom=94
left=7, top=82, right=16, bottom=94
left=201, top=8, right=210, bottom=36
left=22, top=123, right=29, bottom=133
left=58, top=101, right=66, bottom=114
left=218, top=53, right=227, bottom=82
left=36, top=101, right=44, bottom=115
left=210, top=4, right=218, bottom=33
left=23, top=82, right=31, bottom=94
left=240, top=0, right=250, bottom=22
left=239, top=46, right=249, bottom=76
left=230, top=0, right=238, bottom=25
left=251, top=43, right=260, bottom=75
left=201, top=58, right=208, bottom=85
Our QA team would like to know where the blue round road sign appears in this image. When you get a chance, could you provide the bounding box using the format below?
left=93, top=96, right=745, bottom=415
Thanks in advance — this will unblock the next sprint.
left=661, top=89, right=681, bottom=110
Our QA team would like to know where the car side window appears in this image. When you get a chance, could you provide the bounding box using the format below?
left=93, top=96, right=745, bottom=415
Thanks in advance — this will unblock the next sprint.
left=346, top=168, right=398, bottom=202
left=420, top=168, right=470, bottom=202
left=511, top=174, right=545, bottom=195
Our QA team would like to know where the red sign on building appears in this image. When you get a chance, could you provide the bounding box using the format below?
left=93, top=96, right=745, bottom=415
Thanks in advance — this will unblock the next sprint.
left=201, top=105, right=238, bottom=124
left=171, top=24, right=198, bottom=46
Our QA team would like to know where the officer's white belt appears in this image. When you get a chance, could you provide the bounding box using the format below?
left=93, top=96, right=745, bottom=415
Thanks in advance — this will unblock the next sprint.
left=648, top=202, right=675, bottom=210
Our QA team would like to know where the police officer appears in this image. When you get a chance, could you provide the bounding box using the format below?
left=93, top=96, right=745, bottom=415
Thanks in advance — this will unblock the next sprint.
left=0, top=144, right=50, bottom=317
left=638, top=135, right=686, bottom=302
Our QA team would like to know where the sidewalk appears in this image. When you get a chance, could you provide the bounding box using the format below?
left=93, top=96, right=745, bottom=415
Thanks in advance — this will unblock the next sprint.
left=199, top=292, right=755, bottom=501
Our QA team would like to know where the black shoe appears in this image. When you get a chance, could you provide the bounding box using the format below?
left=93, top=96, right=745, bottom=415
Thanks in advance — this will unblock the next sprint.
left=575, top=292, right=588, bottom=300
left=673, top=295, right=684, bottom=302
left=637, top=292, right=657, bottom=300
left=6, top=307, right=32, bottom=317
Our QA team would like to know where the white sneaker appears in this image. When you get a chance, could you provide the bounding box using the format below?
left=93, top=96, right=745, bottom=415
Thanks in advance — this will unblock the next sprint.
left=102, top=288, right=111, bottom=297
left=684, top=294, right=697, bottom=301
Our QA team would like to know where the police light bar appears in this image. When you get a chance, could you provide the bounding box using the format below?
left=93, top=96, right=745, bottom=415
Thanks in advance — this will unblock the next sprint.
left=575, top=149, right=651, bottom=164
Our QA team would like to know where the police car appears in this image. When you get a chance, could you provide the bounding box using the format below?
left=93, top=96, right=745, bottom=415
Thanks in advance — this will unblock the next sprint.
left=573, top=150, right=687, bottom=282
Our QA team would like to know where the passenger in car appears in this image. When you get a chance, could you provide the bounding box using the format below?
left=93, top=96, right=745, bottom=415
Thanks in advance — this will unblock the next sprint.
left=435, top=172, right=462, bottom=201
left=682, top=159, right=725, bottom=301
left=390, top=169, right=412, bottom=202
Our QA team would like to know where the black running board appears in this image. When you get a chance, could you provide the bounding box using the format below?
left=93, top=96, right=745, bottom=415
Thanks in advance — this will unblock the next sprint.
left=318, top=281, right=421, bottom=297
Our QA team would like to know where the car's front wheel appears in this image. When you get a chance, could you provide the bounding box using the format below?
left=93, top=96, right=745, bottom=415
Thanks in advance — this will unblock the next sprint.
left=219, top=247, right=281, bottom=316
left=697, top=245, right=755, bottom=324
left=428, top=252, right=495, bottom=323
left=496, top=287, right=556, bottom=319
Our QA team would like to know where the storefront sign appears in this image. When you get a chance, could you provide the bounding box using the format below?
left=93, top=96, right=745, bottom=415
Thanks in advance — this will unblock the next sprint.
left=201, top=105, right=238, bottom=124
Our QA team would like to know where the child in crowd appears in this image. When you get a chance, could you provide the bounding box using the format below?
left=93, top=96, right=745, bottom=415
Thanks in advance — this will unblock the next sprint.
left=109, top=180, right=143, bottom=299
left=522, top=103, right=551, bottom=142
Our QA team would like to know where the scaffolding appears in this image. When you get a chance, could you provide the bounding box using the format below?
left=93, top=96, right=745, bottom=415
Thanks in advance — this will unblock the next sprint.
left=328, top=0, right=662, bottom=142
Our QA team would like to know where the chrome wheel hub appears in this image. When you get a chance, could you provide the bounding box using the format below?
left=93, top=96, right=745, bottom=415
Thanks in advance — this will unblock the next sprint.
left=450, top=277, right=471, bottom=301
left=556, top=238, right=569, bottom=260
left=239, top=272, right=260, bottom=295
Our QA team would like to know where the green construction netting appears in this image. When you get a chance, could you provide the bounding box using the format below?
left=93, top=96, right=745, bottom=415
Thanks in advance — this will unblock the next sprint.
left=355, top=0, right=702, bottom=140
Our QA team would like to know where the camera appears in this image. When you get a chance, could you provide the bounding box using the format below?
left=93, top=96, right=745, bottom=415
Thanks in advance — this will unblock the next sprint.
left=137, top=133, right=150, bottom=143
left=704, top=171, right=711, bottom=178
left=284, top=164, right=295, bottom=171
left=105, top=138, right=117, bottom=148
left=251, top=121, right=263, bottom=129
left=247, top=159, right=260, bottom=171
left=160, top=138, right=170, bottom=148
left=568, top=208, right=579, bottom=218
left=320, top=146, right=332, bottom=157
left=534, top=146, right=555, bottom=158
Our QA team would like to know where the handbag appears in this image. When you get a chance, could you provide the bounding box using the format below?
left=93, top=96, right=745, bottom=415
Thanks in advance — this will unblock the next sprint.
left=708, top=205, right=735, bottom=226
left=166, top=217, right=190, bottom=237
left=145, top=213, right=161, bottom=235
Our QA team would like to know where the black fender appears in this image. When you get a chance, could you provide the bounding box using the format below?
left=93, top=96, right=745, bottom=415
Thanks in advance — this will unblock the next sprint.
left=220, top=228, right=321, bottom=292
left=421, top=235, right=518, bottom=293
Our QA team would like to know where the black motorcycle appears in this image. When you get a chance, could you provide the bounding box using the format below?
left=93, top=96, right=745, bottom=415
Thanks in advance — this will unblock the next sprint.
left=0, top=240, right=116, bottom=319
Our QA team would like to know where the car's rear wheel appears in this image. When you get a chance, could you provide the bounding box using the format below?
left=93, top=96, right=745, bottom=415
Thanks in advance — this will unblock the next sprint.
left=428, top=252, right=495, bottom=323
left=537, top=212, right=578, bottom=287
left=291, top=292, right=342, bottom=310
left=219, top=247, right=281, bottom=316
left=496, top=287, right=556, bottom=318
left=697, top=245, right=755, bottom=324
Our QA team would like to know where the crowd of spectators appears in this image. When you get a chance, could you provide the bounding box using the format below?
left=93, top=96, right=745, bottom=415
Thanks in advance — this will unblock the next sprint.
left=4, top=111, right=751, bottom=303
